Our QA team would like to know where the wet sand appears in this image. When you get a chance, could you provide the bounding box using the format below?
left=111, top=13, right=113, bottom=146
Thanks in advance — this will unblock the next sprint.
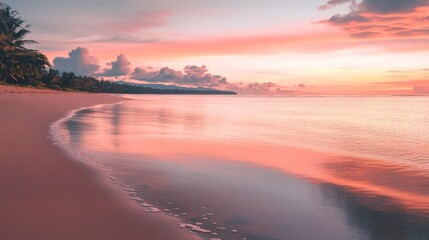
left=93, top=136, right=429, bottom=213
left=0, top=86, right=199, bottom=240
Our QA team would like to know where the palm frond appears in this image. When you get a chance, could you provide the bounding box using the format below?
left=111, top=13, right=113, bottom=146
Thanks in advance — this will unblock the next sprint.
left=13, top=28, right=31, bottom=41
left=15, top=39, right=38, bottom=46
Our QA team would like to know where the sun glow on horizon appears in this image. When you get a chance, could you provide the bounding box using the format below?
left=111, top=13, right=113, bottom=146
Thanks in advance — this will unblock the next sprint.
left=9, top=0, right=429, bottom=95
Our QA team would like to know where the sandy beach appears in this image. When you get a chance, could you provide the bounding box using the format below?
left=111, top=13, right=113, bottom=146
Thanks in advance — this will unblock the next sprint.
left=0, top=85, right=198, bottom=240
left=2, top=0, right=428, bottom=238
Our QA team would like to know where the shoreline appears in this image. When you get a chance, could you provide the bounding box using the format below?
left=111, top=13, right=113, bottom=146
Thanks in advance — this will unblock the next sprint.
left=51, top=93, right=429, bottom=214
left=52, top=94, right=429, bottom=239
left=0, top=86, right=199, bottom=240
left=2, top=86, right=429, bottom=239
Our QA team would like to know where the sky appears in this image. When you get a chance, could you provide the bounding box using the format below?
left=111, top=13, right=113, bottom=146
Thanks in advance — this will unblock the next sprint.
left=8, top=0, right=429, bottom=95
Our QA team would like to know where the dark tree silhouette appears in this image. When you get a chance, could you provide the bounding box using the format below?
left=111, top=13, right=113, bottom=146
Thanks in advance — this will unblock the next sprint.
left=0, top=2, right=50, bottom=83
left=0, top=2, right=235, bottom=95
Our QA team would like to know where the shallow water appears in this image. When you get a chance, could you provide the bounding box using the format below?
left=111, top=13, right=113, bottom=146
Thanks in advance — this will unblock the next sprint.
left=53, top=95, right=429, bottom=240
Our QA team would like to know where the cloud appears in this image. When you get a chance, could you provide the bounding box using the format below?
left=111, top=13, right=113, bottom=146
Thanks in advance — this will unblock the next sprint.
left=182, top=65, right=228, bottom=87
left=51, top=48, right=304, bottom=94
left=34, top=10, right=169, bottom=44
left=238, top=82, right=297, bottom=95
left=90, top=35, right=159, bottom=44
left=247, top=82, right=279, bottom=92
left=320, top=0, right=428, bottom=14
left=102, top=11, right=170, bottom=34
left=373, top=79, right=429, bottom=86
left=52, top=48, right=229, bottom=88
left=132, top=66, right=292, bottom=93
left=99, top=54, right=132, bottom=77
left=327, top=13, right=368, bottom=24
left=319, top=0, right=355, bottom=10
left=359, top=0, right=428, bottom=13
left=53, top=47, right=100, bottom=76
left=373, top=79, right=429, bottom=94
left=413, top=86, right=429, bottom=94
left=132, top=67, right=183, bottom=83
left=319, top=0, right=429, bottom=38
left=132, top=65, right=229, bottom=87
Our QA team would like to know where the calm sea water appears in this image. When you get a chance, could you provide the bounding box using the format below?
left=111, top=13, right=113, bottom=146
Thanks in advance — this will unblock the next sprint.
left=53, top=95, right=429, bottom=240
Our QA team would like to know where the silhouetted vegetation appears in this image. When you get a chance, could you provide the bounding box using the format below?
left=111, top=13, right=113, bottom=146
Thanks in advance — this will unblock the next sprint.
left=0, top=2, right=50, bottom=85
left=0, top=2, right=236, bottom=95
left=35, top=69, right=235, bottom=94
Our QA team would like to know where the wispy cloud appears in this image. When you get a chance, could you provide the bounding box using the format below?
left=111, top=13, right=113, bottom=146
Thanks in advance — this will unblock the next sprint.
left=373, top=79, right=429, bottom=86
left=34, top=10, right=169, bottom=44
left=101, top=11, right=170, bottom=34
left=373, top=79, right=429, bottom=94
left=319, top=0, right=356, bottom=11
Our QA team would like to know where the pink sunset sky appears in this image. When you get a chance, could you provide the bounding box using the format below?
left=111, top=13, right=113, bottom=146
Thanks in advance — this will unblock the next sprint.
left=9, top=0, right=429, bottom=95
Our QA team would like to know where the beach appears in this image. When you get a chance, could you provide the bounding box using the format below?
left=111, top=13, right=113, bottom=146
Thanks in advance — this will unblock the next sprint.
left=2, top=0, right=428, bottom=239
left=2, top=86, right=429, bottom=240
left=0, top=86, right=199, bottom=240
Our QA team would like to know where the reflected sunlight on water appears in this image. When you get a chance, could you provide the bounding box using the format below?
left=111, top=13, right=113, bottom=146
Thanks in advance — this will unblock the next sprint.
left=53, top=95, right=429, bottom=240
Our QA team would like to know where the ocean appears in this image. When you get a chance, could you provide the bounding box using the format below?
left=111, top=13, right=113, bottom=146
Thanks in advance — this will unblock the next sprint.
left=51, top=95, right=429, bottom=240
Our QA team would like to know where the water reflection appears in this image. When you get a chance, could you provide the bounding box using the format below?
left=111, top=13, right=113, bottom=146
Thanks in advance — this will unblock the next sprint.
left=64, top=108, right=96, bottom=148
left=57, top=95, right=429, bottom=240
left=320, top=183, right=429, bottom=240
left=104, top=155, right=366, bottom=240
left=325, top=159, right=429, bottom=196
left=110, top=103, right=122, bottom=136
left=111, top=104, right=123, bottom=148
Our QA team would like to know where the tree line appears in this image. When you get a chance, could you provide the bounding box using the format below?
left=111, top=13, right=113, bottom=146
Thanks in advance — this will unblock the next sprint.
left=0, top=2, right=235, bottom=95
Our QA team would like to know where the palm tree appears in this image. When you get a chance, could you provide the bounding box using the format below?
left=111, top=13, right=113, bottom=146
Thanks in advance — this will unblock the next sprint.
left=0, top=2, right=37, bottom=51
left=0, top=2, right=49, bottom=83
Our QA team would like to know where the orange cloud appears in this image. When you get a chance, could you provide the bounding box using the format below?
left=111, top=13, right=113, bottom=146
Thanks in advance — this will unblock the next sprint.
left=320, top=0, right=429, bottom=38
left=374, top=79, right=429, bottom=86
left=373, top=79, right=429, bottom=94
left=111, top=32, right=363, bottom=60
left=41, top=31, right=359, bottom=62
